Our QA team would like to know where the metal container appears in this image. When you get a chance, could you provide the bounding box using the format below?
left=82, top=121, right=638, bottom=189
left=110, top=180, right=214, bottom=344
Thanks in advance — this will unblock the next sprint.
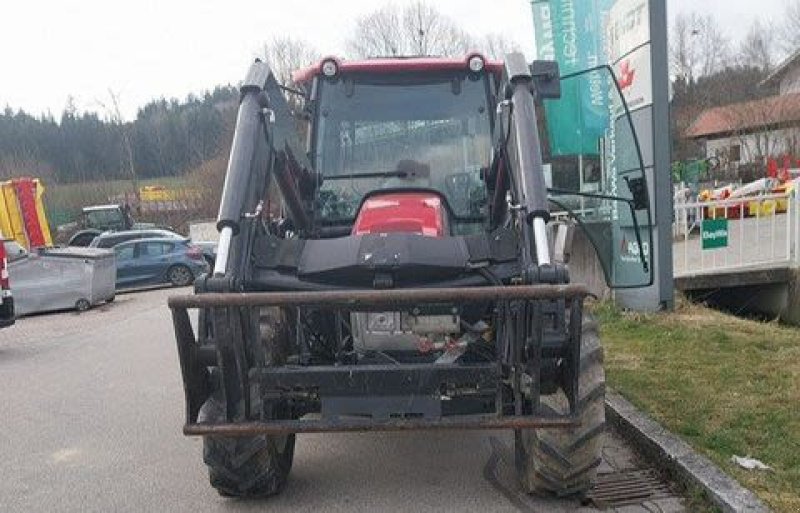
left=8, top=246, right=116, bottom=316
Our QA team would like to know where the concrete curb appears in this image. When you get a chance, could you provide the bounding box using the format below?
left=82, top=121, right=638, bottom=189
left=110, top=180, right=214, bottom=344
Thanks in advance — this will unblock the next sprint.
left=605, top=390, right=771, bottom=513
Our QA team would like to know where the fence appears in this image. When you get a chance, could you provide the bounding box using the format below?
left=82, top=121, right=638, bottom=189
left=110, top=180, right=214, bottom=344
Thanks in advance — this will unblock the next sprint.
left=673, top=191, right=800, bottom=275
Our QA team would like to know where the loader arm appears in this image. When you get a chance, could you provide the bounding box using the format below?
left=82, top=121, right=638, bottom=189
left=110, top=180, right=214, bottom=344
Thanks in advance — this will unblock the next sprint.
left=214, top=60, right=316, bottom=277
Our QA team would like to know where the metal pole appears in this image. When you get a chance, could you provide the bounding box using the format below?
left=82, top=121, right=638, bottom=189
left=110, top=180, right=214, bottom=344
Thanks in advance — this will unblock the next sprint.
left=795, top=190, right=800, bottom=263
left=213, top=226, right=233, bottom=276
left=786, top=192, right=792, bottom=262
left=533, top=217, right=551, bottom=265
left=740, top=200, right=744, bottom=266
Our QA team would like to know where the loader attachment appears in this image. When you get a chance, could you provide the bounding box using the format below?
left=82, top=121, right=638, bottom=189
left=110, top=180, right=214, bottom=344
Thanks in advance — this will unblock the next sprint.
left=169, top=284, right=589, bottom=436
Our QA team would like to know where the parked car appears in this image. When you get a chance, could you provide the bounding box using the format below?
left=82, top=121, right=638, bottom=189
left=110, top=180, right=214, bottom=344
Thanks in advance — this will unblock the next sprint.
left=113, top=238, right=209, bottom=289
left=4, top=241, right=116, bottom=316
left=90, top=228, right=217, bottom=266
left=188, top=222, right=219, bottom=266
left=0, top=238, right=15, bottom=327
left=89, top=228, right=183, bottom=249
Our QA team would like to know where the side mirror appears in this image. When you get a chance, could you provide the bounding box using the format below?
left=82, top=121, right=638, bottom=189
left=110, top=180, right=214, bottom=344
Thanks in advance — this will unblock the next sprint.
left=625, top=176, right=649, bottom=211
left=531, top=60, right=561, bottom=100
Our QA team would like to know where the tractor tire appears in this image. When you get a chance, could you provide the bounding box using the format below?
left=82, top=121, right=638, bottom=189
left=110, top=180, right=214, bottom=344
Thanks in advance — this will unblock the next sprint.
left=200, top=307, right=295, bottom=498
left=200, top=397, right=295, bottom=498
left=515, top=315, right=605, bottom=498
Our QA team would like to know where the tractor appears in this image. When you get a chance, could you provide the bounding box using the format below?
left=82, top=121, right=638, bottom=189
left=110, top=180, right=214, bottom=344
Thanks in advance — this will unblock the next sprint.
left=57, top=204, right=157, bottom=246
left=168, top=52, right=653, bottom=499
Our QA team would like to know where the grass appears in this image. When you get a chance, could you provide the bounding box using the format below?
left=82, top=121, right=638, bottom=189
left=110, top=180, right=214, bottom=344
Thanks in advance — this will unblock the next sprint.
left=594, top=298, right=800, bottom=512
left=46, top=176, right=188, bottom=210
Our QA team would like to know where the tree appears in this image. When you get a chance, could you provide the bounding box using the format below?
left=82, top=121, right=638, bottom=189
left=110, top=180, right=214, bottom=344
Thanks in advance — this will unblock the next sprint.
left=670, top=12, right=730, bottom=83
left=738, top=19, right=775, bottom=72
left=780, top=1, right=800, bottom=54
left=262, top=36, right=319, bottom=87
left=477, top=33, right=521, bottom=60
left=97, top=90, right=139, bottom=198
left=347, top=1, right=472, bottom=58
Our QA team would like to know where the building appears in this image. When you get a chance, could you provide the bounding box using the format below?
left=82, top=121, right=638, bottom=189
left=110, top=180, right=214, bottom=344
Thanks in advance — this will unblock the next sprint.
left=686, top=52, right=800, bottom=170
left=762, top=49, right=800, bottom=95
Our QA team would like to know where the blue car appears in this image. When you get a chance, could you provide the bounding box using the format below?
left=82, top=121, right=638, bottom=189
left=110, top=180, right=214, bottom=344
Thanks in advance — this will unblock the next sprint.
left=113, top=237, right=210, bottom=289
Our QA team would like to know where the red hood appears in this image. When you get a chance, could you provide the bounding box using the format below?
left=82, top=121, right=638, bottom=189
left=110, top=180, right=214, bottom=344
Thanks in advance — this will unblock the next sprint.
left=352, top=192, right=447, bottom=237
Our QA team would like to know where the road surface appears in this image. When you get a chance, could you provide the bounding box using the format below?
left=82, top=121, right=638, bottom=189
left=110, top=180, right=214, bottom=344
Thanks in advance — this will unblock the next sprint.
left=0, top=288, right=687, bottom=512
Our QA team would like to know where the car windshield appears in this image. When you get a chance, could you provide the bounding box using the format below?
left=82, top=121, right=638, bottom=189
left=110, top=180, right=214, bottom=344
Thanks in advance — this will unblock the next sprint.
left=314, top=73, right=492, bottom=222
left=85, top=209, right=124, bottom=229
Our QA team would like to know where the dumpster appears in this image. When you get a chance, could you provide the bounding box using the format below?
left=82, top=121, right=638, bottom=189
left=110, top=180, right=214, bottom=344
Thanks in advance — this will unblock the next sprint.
left=7, top=245, right=116, bottom=317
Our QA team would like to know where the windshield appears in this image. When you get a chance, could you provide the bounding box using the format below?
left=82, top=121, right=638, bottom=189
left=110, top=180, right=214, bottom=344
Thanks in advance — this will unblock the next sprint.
left=85, top=209, right=125, bottom=229
left=314, top=73, right=492, bottom=222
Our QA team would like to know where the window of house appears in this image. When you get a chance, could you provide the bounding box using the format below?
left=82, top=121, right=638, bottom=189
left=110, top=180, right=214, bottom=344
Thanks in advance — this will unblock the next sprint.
left=729, top=145, right=741, bottom=162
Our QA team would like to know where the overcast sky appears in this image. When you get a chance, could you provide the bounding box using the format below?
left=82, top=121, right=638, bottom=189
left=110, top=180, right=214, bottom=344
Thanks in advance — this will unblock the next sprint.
left=0, top=0, right=789, bottom=120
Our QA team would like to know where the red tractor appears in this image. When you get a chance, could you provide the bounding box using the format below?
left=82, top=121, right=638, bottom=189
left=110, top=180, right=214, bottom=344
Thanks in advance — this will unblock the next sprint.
left=169, top=53, right=652, bottom=499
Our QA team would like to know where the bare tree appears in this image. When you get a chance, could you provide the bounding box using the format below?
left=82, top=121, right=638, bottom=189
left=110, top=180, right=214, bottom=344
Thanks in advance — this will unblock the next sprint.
left=738, top=19, right=775, bottom=72
left=670, top=12, right=730, bottom=82
left=477, top=33, right=521, bottom=60
left=780, top=1, right=800, bottom=54
left=97, top=90, right=138, bottom=200
left=262, top=36, right=319, bottom=87
left=670, top=12, right=697, bottom=81
left=347, top=1, right=472, bottom=58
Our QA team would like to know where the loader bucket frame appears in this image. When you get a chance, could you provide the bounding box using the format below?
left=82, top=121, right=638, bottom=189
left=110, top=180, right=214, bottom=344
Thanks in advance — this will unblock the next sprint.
left=169, top=284, right=589, bottom=436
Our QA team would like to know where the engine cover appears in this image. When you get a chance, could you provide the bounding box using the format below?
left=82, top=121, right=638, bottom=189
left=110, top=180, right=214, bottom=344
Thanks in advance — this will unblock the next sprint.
left=351, top=311, right=460, bottom=352
left=352, top=192, right=447, bottom=237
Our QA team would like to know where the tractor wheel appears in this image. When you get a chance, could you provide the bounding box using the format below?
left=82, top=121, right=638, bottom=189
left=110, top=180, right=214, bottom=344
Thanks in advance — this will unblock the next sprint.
left=200, top=307, right=295, bottom=498
left=515, top=315, right=605, bottom=497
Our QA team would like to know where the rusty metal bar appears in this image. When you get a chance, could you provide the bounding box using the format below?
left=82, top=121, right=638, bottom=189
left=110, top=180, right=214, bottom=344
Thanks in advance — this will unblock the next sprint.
left=184, top=414, right=578, bottom=436
left=168, top=284, right=590, bottom=310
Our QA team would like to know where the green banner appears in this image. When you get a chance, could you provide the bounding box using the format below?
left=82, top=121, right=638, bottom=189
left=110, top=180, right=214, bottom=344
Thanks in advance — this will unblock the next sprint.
left=702, top=219, right=729, bottom=250
left=531, top=0, right=612, bottom=156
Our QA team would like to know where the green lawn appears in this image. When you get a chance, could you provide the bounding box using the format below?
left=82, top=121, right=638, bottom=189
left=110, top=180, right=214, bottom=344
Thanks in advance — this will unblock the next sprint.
left=595, top=300, right=800, bottom=512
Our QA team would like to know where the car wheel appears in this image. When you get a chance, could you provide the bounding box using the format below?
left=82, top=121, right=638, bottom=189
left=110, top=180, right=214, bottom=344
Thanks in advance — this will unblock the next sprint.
left=75, top=298, right=91, bottom=312
left=168, top=265, right=194, bottom=287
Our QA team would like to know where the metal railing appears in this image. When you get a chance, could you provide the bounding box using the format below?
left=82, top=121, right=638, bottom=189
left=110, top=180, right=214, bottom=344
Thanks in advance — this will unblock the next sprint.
left=673, top=191, right=799, bottom=276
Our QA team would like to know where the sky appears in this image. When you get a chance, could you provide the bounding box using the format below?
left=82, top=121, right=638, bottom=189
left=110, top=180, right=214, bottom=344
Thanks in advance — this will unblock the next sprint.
left=0, top=0, right=789, bottom=121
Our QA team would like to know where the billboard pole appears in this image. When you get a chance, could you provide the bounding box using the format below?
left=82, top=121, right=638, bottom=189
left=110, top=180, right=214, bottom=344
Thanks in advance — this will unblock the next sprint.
left=649, top=0, right=674, bottom=309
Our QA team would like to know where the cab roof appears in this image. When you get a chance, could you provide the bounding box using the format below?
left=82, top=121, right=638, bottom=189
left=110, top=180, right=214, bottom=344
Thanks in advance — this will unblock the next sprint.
left=292, top=53, right=503, bottom=85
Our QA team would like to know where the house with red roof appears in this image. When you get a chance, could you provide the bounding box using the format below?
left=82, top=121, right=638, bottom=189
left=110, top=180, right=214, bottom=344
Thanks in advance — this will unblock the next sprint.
left=686, top=52, right=800, bottom=170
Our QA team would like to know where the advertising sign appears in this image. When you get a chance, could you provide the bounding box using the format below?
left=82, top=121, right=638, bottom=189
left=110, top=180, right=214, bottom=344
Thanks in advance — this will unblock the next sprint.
left=702, top=219, right=729, bottom=249
left=606, top=0, right=653, bottom=110
left=532, top=0, right=612, bottom=156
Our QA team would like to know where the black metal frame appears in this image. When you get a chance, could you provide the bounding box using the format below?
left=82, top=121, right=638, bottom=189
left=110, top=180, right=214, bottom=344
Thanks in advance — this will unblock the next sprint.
left=169, top=284, right=588, bottom=436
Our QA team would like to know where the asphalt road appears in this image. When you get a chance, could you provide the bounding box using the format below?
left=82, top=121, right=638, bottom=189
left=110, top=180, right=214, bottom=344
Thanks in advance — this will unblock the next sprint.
left=0, top=288, right=686, bottom=512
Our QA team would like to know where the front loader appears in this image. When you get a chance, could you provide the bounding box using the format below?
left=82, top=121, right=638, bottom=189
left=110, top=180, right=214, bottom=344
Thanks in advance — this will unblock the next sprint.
left=169, top=52, right=653, bottom=498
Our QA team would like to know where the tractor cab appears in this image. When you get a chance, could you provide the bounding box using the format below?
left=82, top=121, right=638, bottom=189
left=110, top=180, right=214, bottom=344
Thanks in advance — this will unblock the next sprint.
left=295, top=55, right=500, bottom=237
left=293, top=54, right=653, bottom=288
